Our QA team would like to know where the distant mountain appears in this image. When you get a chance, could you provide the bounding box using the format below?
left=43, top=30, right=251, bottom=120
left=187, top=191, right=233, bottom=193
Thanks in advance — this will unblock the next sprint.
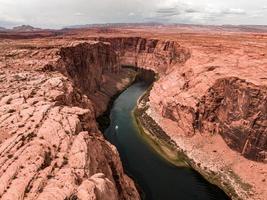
left=12, top=25, right=42, bottom=32
left=221, top=25, right=267, bottom=32
left=0, top=27, right=8, bottom=31
left=64, top=23, right=267, bottom=33
left=64, top=22, right=163, bottom=29
left=165, top=24, right=267, bottom=33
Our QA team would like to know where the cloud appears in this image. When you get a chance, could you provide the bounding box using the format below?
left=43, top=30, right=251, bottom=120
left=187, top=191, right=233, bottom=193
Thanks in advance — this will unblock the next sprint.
left=154, top=7, right=179, bottom=18
left=0, top=20, right=17, bottom=27
left=128, top=12, right=135, bottom=16
left=156, top=7, right=178, bottom=14
left=0, top=10, right=25, bottom=27
left=150, top=1, right=249, bottom=24
left=184, top=8, right=199, bottom=13
left=222, top=8, right=246, bottom=15
left=74, top=12, right=85, bottom=16
left=0, top=0, right=266, bottom=28
left=154, top=2, right=196, bottom=20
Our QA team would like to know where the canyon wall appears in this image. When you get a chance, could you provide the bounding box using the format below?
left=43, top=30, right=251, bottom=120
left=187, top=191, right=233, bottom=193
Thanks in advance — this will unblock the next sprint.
left=55, top=41, right=137, bottom=116
left=101, top=36, right=267, bottom=163
left=144, top=36, right=267, bottom=199
left=0, top=32, right=266, bottom=200
left=195, top=77, right=267, bottom=161
left=0, top=41, right=139, bottom=200
left=0, top=36, right=188, bottom=200
left=158, top=76, right=267, bottom=162
left=98, top=37, right=191, bottom=74
left=58, top=42, right=120, bottom=95
left=151, top=68, right=267, bottom=163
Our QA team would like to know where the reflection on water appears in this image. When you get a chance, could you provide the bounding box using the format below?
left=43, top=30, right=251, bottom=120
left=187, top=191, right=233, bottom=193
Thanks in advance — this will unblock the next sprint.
left=104, top=81, right=230, bottom=200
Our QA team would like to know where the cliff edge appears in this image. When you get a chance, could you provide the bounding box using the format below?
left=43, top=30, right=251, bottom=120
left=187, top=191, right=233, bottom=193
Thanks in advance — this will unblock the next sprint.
left=0, top=40, right=139, bottom=200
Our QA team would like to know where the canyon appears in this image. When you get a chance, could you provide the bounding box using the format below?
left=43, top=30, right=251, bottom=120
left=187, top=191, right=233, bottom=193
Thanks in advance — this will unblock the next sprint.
left=0, top=26, right=266, bottom=200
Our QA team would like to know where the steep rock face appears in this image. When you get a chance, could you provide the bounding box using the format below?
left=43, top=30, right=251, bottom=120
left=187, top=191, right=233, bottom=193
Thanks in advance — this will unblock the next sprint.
left=146, top=36, right=267, bottom=199
left=59, top=42, right=120, bottom=95
left=156, top=76, right=267, bottom=162
left=1, top=30, right=266, bottom=200
left=56, top=41, right=137, bottom=116
left=0, top=36, right=189, bottom=200
left=0, top=41, right=140, bottom=200
left=195, top=77, right=267, bottom=161
left=98, top=37, right=191, bottom=73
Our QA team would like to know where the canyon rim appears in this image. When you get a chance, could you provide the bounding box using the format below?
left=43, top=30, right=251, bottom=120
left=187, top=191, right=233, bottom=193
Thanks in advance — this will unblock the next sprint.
left=0, top=23, right=266, bottom=200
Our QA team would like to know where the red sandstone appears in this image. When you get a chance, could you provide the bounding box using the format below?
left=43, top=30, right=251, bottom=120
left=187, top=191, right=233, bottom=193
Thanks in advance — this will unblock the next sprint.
left=0, top=26, right=266, bottom=200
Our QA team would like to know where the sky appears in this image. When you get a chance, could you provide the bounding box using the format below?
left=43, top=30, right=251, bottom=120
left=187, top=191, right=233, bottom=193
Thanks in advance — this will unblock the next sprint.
left=0, top=0, right=267, bottom=29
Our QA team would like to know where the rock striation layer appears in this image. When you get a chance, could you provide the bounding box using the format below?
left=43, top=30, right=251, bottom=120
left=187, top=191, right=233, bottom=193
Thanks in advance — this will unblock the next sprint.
left=195, top=78, right=267, bottom=161
left=98, top=37, right=191, bottom=73
left=143, top=33, right=267, bottom=200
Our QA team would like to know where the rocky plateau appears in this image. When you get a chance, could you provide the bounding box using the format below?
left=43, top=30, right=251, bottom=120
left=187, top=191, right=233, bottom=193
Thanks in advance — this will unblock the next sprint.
left=0, top=26, right=266, bottom=200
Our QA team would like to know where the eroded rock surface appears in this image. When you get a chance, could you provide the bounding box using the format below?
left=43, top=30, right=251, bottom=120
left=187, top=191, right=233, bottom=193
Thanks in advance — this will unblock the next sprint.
left=145, top=32, right=267, bottom=200
left=0, top=27, right=267, bottom=200
left=0, top=41, right=140, bottom=200
left=98, top=37, right=191, bottom=74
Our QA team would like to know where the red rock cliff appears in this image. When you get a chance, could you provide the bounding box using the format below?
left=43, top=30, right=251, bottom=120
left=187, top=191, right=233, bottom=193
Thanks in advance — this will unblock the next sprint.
left=98, top=37, right=191, bottom=73
left=0, top=41, right=139, bottom=200
left=59, top=42, right=120, bottom=95
left=195, top=77, right=267, bottom=161
left=1, top=31, right=267, bottom=200
left=146, top=35, right=267, bottom=199
left=99, top=36, right=267, bottom=163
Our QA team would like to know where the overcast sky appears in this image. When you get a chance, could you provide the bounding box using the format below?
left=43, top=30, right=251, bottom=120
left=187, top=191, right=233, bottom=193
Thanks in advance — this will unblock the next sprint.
left=0, top=0, right=267, bottom=28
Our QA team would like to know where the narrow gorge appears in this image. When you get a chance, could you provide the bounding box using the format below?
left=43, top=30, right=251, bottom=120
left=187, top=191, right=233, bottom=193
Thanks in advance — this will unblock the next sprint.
left=0, top=33, right=266, bottom=200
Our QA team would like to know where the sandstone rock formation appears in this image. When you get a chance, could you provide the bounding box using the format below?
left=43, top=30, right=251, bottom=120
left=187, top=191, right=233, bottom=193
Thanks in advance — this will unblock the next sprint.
left=195, top=78, right=267, bottom=160
left=96, top=35, right=266, bottom=199
left=0, top=27, right=266, bottom=200
left=98, top=37, right=191, bottom=74
left=144, top=32, right=267, bottom=199
left=0, top=41, right=140, bottom=200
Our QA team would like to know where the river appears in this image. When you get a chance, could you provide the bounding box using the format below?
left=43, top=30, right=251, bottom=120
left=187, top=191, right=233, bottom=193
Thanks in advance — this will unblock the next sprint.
left=104, top=81, right=230, bottom=200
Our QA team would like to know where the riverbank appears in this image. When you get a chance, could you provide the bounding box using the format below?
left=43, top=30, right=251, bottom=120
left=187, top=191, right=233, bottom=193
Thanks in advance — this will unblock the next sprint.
left=104, top=81, right=229, bottom=200
left=133, top=85, right=189, bottom=167
left=97, top=66, right=157, bottom=132
left=97, top=68, right=138, bottom=131
left=134, top=86, right=249, bottom=200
